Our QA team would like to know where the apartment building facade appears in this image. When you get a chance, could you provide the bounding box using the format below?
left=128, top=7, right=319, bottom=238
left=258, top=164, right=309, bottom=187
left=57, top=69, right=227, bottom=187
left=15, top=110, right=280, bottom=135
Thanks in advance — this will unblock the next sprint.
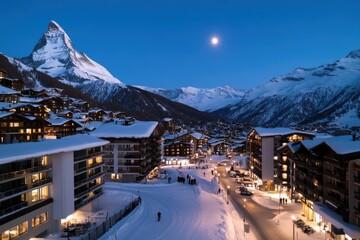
left=91, top=120, right=162, bottom=183
left=278, top=135, right=360, bottom=240
left=247, top=127, right=314, bottom=191
left=0, top=135, right=108, bottom=239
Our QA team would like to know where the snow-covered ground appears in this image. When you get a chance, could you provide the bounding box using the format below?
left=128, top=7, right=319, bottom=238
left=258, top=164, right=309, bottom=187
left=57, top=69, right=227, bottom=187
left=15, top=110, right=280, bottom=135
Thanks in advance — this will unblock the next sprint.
left=41, top=155, right=327, bottom=240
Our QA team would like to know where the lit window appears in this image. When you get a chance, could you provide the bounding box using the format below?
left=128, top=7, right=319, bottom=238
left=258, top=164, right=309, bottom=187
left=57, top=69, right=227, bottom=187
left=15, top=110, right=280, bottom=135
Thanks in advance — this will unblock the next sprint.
left=32, top=174, right=39, bottom=183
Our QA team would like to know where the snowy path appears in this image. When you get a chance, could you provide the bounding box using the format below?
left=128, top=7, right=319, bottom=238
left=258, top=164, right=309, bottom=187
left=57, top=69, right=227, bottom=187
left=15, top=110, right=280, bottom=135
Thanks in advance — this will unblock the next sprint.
left=100, top=167, right=232, bottom=240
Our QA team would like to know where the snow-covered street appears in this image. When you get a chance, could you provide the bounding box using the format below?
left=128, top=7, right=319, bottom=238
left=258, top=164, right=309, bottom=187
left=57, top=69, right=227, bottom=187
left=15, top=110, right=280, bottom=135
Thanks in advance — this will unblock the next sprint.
left=100, top=165, right=248, bottom=240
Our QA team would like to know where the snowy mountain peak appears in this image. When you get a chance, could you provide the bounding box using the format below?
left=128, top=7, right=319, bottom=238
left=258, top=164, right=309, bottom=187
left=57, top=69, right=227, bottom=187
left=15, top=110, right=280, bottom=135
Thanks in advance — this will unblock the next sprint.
left=346, top=49, right=360, bottom=59
left=21, top=21, right=123, bottom=86
left=48, top=20, right=63, bottom=31
left=140, top=85, right=245, bottom=112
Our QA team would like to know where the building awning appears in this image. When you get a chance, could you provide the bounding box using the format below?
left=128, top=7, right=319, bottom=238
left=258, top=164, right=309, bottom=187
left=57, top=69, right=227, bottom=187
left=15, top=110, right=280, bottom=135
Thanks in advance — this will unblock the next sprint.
left=314, top=202, right=360, bottom=239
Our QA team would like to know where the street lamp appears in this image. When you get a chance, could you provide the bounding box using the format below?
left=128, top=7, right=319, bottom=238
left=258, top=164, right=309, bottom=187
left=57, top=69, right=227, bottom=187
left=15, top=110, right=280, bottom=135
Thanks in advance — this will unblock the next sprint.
left=250, top=165, right=254, bottom=179
left=227, top=185, right=230, bottom=204
left=243, top=199, right=246, bottom=222
left=291, top=215, right=296, bottom=240
left=324, top=225, right=328, bottom=240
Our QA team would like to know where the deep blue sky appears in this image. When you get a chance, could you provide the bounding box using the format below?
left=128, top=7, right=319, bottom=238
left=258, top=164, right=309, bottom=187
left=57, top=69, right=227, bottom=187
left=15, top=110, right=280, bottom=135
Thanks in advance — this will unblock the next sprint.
left=1, top=0, right=359, bottom=90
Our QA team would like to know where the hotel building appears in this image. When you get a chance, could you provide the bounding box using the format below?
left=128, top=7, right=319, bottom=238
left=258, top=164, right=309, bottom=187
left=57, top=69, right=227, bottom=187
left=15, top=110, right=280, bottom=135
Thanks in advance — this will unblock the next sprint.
left=0, top=134, right=108, bottom=239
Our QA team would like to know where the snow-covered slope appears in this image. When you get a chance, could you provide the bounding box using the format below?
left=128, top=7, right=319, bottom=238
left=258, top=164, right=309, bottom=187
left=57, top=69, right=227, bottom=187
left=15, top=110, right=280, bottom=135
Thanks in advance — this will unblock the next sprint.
left=214, top=49, right=360, bottom=127
left=21, top=21, right=123, bottom=87
left=139, top=85, right=245, bottom=112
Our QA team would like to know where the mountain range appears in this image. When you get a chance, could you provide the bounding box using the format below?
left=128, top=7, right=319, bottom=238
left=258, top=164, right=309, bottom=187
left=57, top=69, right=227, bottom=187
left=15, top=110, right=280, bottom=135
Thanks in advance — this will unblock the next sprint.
left=214, top=50, right=360, bottom=127
left=2, top=21, right=220, bottom=125
left=2, top=20, right=360, bottom=128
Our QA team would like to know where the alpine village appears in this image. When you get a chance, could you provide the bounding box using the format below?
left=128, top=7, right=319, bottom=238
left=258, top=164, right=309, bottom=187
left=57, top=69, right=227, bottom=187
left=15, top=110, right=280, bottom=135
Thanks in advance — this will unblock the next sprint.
left=0, top=21, right=360, bottom=240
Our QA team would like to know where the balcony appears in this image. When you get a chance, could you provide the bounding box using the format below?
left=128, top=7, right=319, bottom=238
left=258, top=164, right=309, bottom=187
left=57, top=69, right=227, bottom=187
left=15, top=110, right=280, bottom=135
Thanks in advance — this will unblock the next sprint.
left=75, top=191, right=102, bottom=210
left=325, top=181, right=346, bottom=194
left=74, top=172, right=104, bottom=188
left=0, top=165, right=52, bottom=182
left=74, top=162, right=104, bottom=175
left=326, top=194, right=345, bottom=208
left=354, top=176, right=360, bottom=185
left=74, top=151, right=103, bottom=162
left=74, top=181, right=104, bottom=199
left=354, top=192, right=360, bottom=201
left=0, top=185, right=28, bottom=199
left=0, top=201, right=28, bottom=217
left=324, top=169, right=346, bottom=178
left=118, top=147, right=139, bottom=152
left=31, top=177, right=52, bottom=188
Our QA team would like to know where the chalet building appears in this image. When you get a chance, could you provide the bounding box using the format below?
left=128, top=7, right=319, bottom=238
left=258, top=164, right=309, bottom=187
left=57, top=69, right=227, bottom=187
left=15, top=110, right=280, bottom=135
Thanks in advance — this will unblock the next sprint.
left=57, top=110, right=74, bottom=119
left=113, top=112, right=126, bottom=119
left=164, top=141, right=193, bottom=157
left=0, top=135, right=108, bottom=240
left=91, top=120, right=162, bottom=183
left=88, top=109, right=107, bottom=122
left=44, top=119, right=82, bottom=138
left=0, top=85, right=20, bottom=103
left=21, top=89, right=49, bottom=98
left=246, top=127, right=315, bottom=191
left=0, top=77, right=24, bottom=91
left=71, top=100, right=90, bottom=112
left=208, top=138, right=229, bottom=155
left=40, top=97, right=67, bottom=114
left=163, top=130, right=209, bottom=158
left=0, top=69, right=6, bottom=79
left=0, top=112, right=50, bottom=143
left=277, top=135, right=360, bottom=240
left=162, top=118, right=175, bottom=133
left=3, top=103, right=50, bottom=119
left=47, top=88, right=64, bottom=96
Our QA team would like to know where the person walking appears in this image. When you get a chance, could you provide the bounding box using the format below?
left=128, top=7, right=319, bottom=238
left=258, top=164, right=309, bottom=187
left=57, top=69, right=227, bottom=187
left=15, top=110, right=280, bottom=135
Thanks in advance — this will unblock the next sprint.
left=157, top=211, right=161, bottom=221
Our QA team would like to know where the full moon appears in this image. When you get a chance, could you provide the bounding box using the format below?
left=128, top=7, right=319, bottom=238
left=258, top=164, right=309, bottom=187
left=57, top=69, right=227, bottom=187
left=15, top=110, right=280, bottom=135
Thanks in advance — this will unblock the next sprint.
left=211, top=36, right=219, bottom=45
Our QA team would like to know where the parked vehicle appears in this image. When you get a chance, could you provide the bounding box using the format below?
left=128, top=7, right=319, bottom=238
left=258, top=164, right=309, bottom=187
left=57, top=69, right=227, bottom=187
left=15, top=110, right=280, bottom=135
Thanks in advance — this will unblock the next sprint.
left=228, top=171, right=237, bottom=177
left=240, top=190, right=253, bottom=196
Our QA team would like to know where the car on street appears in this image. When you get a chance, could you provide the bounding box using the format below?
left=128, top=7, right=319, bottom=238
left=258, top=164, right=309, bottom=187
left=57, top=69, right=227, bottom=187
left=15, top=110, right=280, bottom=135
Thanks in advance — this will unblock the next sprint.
left=239, top=190, right=253, bottom=196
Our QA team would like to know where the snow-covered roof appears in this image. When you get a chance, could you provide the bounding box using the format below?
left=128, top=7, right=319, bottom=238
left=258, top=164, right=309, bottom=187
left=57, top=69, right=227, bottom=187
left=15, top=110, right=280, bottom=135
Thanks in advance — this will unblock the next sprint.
left=19, top=96, right=45, bottom=103
left=0, top=85, right=18, bottom=94
left=0, top=112, right=13, bottom=119
left=47, top=118, right=82, bottom=126
left=280, top=136, right=360, bottom=155
left=0, top=134, right=109, bottom=164
left=301, top=138, right=324, bottom=151
left=163, top=130, right=188, bottom=140
left=164, top=141, right=194, bottom=147
left=253, top=127, right=315, bottom=137
left=190, top=132, right=208, bottom=140
left=323, top=135, right=360, bottom=155
left=90, top=120, right=158, bottom=138
left=0, top=102, right=37, bottom=109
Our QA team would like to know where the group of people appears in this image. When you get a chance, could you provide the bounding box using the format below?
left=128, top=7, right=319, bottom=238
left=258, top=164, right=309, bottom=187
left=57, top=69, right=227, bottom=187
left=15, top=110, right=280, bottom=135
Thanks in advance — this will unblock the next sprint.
left=186, top=174, right=197, bottom=185
left=279, top=197, right=288, bottom=204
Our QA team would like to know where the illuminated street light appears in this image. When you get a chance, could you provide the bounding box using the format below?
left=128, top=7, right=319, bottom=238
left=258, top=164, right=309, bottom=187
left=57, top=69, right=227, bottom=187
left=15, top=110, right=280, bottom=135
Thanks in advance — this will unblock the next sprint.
left=243, top=199, right=247, bottom=221
left=291, top=215, right=296, bottom=240
left=227, top=185, right=230, bottom=204
left=217, top=173, right=220, bottom=183
left=324, top=225, right=328, bottom=240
